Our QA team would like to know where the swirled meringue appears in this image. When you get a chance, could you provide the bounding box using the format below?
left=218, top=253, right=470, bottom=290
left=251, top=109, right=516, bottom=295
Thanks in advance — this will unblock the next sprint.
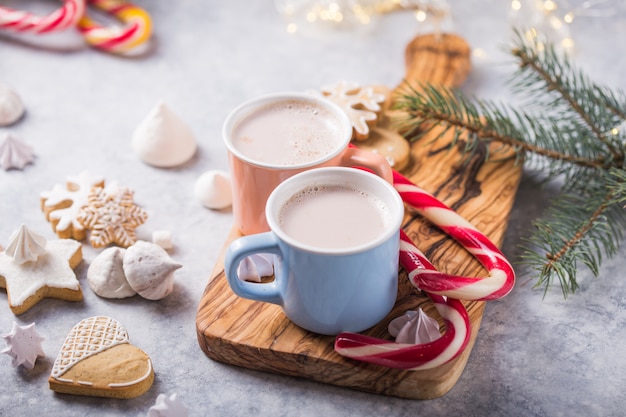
left=388, top=308, right=441, bottom=344
left=0, top=134, right=34, bottom=170
left=237, top=254, right=275, bottom=283
left=4, top=225, right=47, bottom=265
left=122, top=241, right=182, bottom=300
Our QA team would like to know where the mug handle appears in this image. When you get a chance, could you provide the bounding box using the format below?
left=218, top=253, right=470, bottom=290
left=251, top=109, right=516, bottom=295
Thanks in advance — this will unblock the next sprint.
left=340, top=146, right=394, bottom=184
left=224, top=232, right=284, bottom=305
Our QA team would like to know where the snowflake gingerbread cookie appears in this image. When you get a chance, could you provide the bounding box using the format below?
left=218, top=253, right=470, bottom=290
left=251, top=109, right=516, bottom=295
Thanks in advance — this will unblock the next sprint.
left=41, top=171, right=105, bottom=240
left=77, top=182, right=148, bottom=248
left=310, top=81, right=386, bottom=141
left=2, top=322, right=45, bottom=369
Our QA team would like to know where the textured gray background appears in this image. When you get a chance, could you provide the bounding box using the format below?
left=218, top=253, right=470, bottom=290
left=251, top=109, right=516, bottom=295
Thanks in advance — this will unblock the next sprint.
left=1, top=1, right=625, bottom=416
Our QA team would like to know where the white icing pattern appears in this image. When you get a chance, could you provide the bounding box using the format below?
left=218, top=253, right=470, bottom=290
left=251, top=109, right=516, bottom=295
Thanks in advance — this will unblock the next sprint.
left=309, top=81, right=385, bottom=140
left=0, top=239, right=82, bottom=308
left=41, top=171, right=105, bottom=240
left=51, top=316, right=129, bottom=379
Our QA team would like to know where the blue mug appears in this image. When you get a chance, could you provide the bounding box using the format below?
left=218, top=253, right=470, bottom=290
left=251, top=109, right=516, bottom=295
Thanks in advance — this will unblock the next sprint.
left=224, top=167, right=403, bottom=335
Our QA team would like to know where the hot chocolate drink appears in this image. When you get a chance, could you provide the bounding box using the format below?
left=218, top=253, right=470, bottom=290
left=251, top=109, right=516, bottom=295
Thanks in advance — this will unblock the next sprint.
left=231, top=99, right=345, bottom=166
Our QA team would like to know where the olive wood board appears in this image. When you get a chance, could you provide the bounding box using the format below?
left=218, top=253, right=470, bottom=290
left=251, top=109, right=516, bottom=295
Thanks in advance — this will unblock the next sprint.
left=196, top=33, right=523, bottom=399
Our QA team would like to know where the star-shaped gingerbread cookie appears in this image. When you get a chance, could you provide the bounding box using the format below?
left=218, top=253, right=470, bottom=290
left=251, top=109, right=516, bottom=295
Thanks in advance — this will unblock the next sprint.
left=0, top=239, right=83, bottom=315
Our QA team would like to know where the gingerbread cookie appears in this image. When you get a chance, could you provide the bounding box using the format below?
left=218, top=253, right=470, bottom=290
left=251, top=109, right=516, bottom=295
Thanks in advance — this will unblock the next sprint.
left=49, top=316, right=154, bottom=399
left=310, top=81, right=385, bottom=141
left=77, top=182, right=148, bottom=248
left=0, top=226, right=83, bottom=315
left=41, top=171, right=105, bottom=240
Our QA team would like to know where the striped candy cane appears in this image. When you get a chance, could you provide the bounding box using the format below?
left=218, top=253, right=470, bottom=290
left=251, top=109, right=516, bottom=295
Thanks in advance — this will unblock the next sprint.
left=393, top=170, right=515, bottom=301
left=335, top=232, right=471, bottom=370
left=77, top=0, right=152, bottom=54
left=335, top=164, right=515, bottom=369
left=0, top=0, right=85, bottom=34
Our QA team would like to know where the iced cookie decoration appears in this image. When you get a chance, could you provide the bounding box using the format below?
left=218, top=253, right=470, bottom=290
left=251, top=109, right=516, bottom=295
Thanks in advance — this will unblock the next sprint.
left=49, top=316, right=154, bottom=399
left=87, top=247, right=136, bottom=299
left=123, top=241, right=181, bottom=300
left=2, top=322, right=45, bottom=369
left=388, top=309, right=441, bottom=344
left=343, top=84, right=411, bottom=171
left=0, top=134, right=34, bottom=170
left=132, top=101, right=197, bottom=168
left=77, top=182, right=148, bottom=248
left=0, top=85, right=25, bottom=126
left=147, top=393, right=189, bottom=417
left=309, top=81, right=385, bottom=140
left=41, top=171, right=105, bottom=240
left=0, top=225, right=83, bottom=315
left=194, top=170, right=232, bottom=210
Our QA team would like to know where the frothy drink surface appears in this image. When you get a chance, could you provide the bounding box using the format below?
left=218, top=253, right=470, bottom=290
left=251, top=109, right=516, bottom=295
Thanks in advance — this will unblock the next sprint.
left=231, top=99, right=344, bottom=166
left=279, top=185, right=389, bottom=249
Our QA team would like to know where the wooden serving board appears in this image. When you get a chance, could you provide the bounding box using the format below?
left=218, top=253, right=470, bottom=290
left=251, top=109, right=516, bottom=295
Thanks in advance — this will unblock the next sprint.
left=196, top=34, right=523, bottom=399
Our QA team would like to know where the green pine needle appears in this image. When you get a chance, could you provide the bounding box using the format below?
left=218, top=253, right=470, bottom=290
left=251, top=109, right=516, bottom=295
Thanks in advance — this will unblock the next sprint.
left=394, top=30, right=626, bottom=297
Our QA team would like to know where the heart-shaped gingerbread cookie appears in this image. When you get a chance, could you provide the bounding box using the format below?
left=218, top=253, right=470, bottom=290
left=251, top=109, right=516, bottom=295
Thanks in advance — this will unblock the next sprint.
left=48, top=316, right=154, bottom=399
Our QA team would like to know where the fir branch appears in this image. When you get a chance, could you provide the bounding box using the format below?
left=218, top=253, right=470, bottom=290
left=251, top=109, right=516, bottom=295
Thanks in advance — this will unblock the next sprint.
left=394, top=32, right=626, bottom=296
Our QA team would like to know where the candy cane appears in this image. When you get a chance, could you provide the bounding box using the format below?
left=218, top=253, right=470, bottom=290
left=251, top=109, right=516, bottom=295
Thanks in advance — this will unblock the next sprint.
left=77, top=0, right=151, bottom=54
left=0, top=0, right=85, bottom=34
left=393, top=170, right=515, bottom=301
left=335, top=234, right=471, bottom=370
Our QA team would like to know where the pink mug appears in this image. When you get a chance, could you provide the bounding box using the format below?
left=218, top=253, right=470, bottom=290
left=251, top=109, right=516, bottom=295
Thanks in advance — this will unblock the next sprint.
left=223, top=92, right=393, bottom=235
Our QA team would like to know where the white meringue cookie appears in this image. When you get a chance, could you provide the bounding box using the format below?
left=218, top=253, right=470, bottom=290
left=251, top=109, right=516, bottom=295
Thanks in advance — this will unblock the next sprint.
left=87, top=247, right=136, bottom=299
left=237, top=254, right=275, bottom=283
left=5, top=225, right=47, bottom=265
left=194, top=170, right=232, bottom=209
left=123, top=241, right=182, bottom=300
left=0, top=85, right=25, bottom=126
left=0, top=134, right=35, bottom=171
left=388, top=309, right=441, bottom=344
left=132, top=100, right=197, bottom=167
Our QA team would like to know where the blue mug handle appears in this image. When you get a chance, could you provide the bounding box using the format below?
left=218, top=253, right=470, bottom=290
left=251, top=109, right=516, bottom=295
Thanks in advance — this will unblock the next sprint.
left=224, top=232, right=284, bottom=305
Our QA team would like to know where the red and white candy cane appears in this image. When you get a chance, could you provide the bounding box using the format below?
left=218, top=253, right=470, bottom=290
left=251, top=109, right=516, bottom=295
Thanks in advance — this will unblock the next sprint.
left=393, top=170, right=515, bottom=301
left=335, top=234, right=471, bottom=370
left=0, top=0, right=85, bottom=34
left=77, top=0, right=151, bottom=54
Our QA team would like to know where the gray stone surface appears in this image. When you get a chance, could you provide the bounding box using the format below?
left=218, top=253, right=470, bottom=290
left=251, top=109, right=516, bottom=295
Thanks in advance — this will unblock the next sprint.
left=1, top=1, right=625, bottom=416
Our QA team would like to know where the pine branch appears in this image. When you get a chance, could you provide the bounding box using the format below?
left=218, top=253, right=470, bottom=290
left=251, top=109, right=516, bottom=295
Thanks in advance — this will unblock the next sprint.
left=394, top=31, right=626, bottom=296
